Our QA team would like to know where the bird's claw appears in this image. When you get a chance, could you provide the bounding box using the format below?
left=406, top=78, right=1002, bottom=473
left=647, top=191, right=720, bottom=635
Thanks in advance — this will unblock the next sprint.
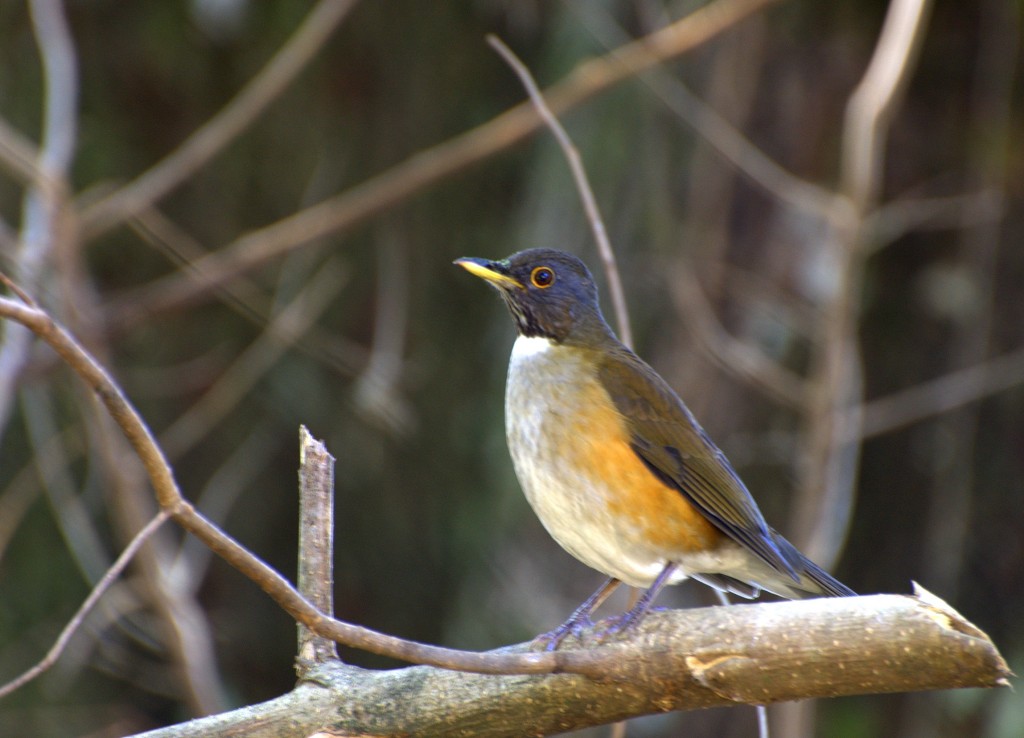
left=533, top=615, right=595, bottom=651
left=595, top=611, right=641, bottom=640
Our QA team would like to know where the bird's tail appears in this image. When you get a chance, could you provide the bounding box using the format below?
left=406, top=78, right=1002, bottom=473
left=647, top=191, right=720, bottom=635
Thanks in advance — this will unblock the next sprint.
left=773, top=532, right=856, bottom=598
left=692, top=531, right=856, bottom=600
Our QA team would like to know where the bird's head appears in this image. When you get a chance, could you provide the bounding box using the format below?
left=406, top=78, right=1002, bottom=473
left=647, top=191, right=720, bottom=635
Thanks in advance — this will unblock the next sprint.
left=455, top=248, right=613, bottom=345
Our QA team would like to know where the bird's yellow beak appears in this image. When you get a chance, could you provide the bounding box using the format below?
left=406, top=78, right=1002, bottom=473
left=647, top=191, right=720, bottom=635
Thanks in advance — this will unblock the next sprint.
left=454, top=257, right=523, bottom=289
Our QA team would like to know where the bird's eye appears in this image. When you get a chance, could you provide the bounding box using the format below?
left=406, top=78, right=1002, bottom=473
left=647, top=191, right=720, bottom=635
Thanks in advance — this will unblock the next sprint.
left=530, top=266, right=555, bottom=288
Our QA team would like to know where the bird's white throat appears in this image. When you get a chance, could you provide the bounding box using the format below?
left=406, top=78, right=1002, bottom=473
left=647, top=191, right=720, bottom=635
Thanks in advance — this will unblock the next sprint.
left=511, top=334, right=556, bottom=361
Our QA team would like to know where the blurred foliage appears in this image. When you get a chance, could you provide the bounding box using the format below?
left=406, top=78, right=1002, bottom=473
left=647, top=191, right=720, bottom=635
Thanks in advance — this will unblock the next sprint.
left=0, top=0, right=1022, bottom=736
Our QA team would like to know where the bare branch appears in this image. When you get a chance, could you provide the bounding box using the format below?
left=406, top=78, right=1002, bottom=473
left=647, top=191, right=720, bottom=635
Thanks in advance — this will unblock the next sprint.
left=864, top=189, right=1003, bottom=250
left=0, top=293, right=554, bottom=676
left=667, top=261, right=809, bottom=409
left=158, top=258, right=347, bottom=459
left=0, top=115, right=42, bottom=186
left=352, top=228, right=415, bottom=434
left=28, top=0, right=78, bottom=182
left=129, top=590, right=1010, bottom=738
left=0, top=511, right=170, bottom=699
left=108, top=0, right=784, bottom=320
left=841, top=0, right=934, bottom=212
left=296, top=427, right=339, bottom=671
left=856, top=346, right=1024, bottom=441
left=88, top=404, right=230, bottom=716
left=79, top=0, right=359, bottom=239
left=784, top=5, right=935, bottom=733
left=0, top=0, right=79, bottom=440
left=794, top=0, right=934, bottom=565
left=172, top=425, right=278, bottom=588
left=488, top=35, right=633, bottom=349
left=571, top=3, right=838, bottom=224
left=104, top=208, right=370, bottom=382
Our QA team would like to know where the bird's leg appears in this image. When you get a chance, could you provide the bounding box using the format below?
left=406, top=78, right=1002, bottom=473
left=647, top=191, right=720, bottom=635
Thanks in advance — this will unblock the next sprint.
left=601, top=562, right=678, bottom=637
left=534, top=577, right=621, bottom=651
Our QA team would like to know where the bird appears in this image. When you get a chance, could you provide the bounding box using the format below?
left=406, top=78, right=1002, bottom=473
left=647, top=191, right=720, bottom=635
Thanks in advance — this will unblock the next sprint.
left=455, top=248, right=855, bottom=648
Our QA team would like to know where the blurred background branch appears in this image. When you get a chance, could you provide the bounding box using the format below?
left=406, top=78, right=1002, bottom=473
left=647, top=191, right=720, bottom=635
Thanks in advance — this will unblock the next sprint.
left=79, top=0, right=359, bottom=239
left=0, top=0, right=78, bottom=438
left=782, top=4, right=934, bottom=731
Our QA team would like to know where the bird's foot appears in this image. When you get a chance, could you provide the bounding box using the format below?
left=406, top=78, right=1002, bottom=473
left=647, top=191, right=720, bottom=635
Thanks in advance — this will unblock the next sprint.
left=592, top=591, right=664, bottom=641
left=535, top=602, right=664, bottom=650
left=533, top=577, right=622, bottom=651
left=594, top=609, right=644, bottom=641
left=532, top=614, right=595, bottom=652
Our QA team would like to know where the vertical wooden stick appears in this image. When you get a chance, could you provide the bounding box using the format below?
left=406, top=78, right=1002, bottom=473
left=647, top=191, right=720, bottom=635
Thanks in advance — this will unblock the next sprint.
left=296, top=425, right=339, bottom=672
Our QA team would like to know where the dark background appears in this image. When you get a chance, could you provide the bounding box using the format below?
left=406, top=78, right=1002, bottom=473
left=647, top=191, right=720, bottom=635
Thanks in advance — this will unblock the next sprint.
left=0, top=1, right=1021, bottom=736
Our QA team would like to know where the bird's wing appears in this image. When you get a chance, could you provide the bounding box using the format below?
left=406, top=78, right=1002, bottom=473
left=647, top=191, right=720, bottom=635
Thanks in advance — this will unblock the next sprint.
left=596, top=346, right=799, bottom=581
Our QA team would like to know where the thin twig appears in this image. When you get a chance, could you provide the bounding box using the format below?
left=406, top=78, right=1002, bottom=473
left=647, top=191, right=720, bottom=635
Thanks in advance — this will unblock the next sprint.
left=79, top=0, right=358, bottom=239
left=651, top=73, right=840, bottom=223
left=126, top=206, right=273, bottom=326
left=0, top=115, right=43, bottom=185
left=173, top=426, right=278, bottom=589
left=487, top=35, right=633, bottom=348
left=0, top=293, right=554, bottom=676
left=0, top=511, right=170, bottom=699
left=21, top=386, right=111, bottom=582
left=668, top=262, right=808, bottom=409
left=89, top=404, right=229, bottom=716
left=864, top=189, right=1003, bottom=250
left=0, top=271, right=37, bottom=307
left=159, top=258, right=347, bottom=459
left=571, top=2, right=838, bottom=225
left=855, top=346, right=1024, bottom=442
left=107, top=207, right=370, bottom=379
left=352, top=227, right=414, bottom=434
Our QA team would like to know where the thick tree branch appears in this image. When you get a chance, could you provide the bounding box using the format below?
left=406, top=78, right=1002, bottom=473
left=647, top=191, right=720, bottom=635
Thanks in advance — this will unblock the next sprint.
left=130, top=589, right=1010, bottom=738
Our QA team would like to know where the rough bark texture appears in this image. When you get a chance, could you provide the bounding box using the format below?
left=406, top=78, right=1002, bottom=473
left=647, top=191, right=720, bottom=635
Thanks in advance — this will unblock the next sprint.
left=296, top=427, right=340, bottom=672
left=133, top=588, right=1010, bottom=738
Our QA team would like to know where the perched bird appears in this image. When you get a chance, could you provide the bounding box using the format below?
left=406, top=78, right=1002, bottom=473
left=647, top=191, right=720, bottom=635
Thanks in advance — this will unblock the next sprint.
left=455, top=248, right=854, bottom=647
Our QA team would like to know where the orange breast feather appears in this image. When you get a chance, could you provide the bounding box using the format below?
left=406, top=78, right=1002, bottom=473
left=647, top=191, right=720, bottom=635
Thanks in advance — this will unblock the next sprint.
left=563, top=377, right=723, bottom=554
